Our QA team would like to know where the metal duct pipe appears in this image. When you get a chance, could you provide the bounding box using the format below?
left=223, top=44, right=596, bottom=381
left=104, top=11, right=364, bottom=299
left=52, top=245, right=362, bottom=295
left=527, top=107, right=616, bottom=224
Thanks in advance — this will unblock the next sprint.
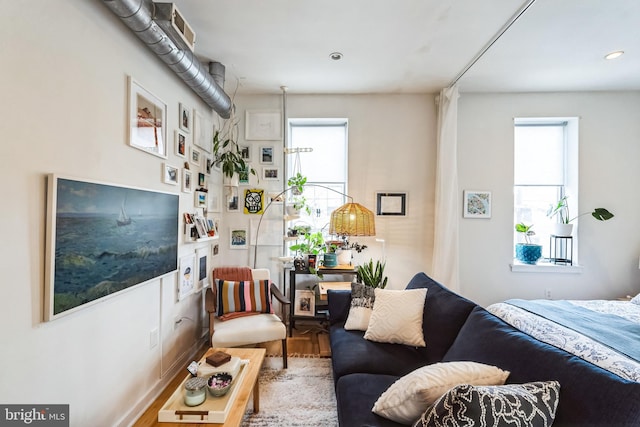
left=102, top=0, right=232, bottom=118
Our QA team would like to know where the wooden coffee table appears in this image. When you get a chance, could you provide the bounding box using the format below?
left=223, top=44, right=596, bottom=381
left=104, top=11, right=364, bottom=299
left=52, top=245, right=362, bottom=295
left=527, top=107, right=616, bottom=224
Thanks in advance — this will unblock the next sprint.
left=140, top=347, right=265, bottom=426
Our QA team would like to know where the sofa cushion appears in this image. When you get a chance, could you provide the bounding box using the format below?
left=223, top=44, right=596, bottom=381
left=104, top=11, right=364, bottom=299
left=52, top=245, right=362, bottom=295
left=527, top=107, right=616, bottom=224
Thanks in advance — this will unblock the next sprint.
left=336, top=373, right=407, bottom=427
left=412, top=381, right=560, bottom=427
left=215, top=279, right=273, bottom=317
left=372, top=361, right=510, bottom=424
left=344, top=282, right=376, bottom=331
left=364, top=288, right=427, bottom=346
left=444, top=306, right=640, bottom=427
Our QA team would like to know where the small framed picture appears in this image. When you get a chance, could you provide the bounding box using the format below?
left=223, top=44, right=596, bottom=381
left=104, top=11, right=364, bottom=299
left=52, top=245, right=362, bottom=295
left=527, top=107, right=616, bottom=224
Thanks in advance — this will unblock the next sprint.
left=230, top=228, right=248, bottom=249
left=162, top=163, right=179, bottom=185
left=262, top=167, right=279, bottom=180
left=198, top=172, right=206, bottom=188
left=376, top=192, right=407, bottom=216
left=175, top=130, right=187, bottom=158
left=194, top=190, right=207, bottom=208
left=179, top=103, right=191, bottom=133
left=227, top=187, right=239, bottom=211
left=239, top=144, right=251, bottom=161
left=205, top=157, right=213, bottom=175
left=259, top=146, right=274, bottom=164
left=239, top=166, right=250, bottom=185
left=463, top=190, right=492, bottom=219
left=128, top=76, right=167, bottom=159
left=245, top=110, right=282, bottom=140
left=196, top=247, right=209, bottom=291
left=190, top=147, right=201, bottom=167
left=243, top=188, right=264, bottom=214
left=178, top=253, right=195, bottom=301
left=182, top=169, right=192, bottom=193
left=294, top=290, right=315, bottom=317
left=212, top=243, right=220, bottom=257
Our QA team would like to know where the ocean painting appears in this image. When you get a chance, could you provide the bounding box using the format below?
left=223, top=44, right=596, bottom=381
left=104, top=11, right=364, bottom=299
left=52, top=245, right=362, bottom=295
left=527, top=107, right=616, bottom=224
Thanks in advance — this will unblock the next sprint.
left=45, top=175, right=179, bottom=320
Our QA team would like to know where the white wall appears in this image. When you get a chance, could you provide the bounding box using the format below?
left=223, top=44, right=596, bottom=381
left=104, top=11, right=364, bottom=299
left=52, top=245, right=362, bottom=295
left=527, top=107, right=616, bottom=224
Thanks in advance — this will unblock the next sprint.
left=225, top=94, right=438, bottom=291
left=458, top=92, right=640, bottom=306
left=0, top=2, right=216, bottom=425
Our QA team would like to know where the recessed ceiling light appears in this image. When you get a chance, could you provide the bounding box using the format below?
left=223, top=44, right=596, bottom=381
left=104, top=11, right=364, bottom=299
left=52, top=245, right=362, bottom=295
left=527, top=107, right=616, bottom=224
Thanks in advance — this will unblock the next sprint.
left=604, top=50, right=624, bottom=60
left=329, top=52, right=343, bottom=61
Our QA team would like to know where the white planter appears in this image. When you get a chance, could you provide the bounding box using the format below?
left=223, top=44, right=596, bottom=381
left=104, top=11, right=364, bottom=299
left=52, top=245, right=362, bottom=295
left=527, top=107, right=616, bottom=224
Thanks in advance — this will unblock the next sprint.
left=286, top=205, right=300, bottom=216
left=223, top=174, right=239, bottom=187
left=552, top=223, right=574, bottom=237
left=336, top=249, right=352, bottom=266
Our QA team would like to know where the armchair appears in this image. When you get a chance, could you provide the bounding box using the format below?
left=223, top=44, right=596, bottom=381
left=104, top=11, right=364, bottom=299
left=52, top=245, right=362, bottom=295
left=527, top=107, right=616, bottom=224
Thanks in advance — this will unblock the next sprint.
left=205, top=267, right=290, bottom=368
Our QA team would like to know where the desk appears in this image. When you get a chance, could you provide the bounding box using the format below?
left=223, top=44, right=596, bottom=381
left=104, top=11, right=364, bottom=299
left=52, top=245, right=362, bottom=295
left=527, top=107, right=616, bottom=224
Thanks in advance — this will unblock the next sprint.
left=318, top=282, right=352, bottom=300
left=288, top=265, right=357, bottom=336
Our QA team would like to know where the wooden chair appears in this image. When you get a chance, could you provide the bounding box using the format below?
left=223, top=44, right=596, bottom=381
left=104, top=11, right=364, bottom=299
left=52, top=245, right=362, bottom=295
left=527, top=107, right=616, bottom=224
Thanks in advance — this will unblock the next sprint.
left=205, top=267, right=290, bottom=368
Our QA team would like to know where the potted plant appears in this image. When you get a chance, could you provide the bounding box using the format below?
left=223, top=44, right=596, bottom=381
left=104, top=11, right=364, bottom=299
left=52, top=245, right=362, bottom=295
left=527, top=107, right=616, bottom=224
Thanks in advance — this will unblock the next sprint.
left=212, top=129, right=256, bottom=186
left=289, top=230, right=325, bottom=274
left=515, top=222, right=542, bottom=264
left=357, top=259, right=388, bottom=289
left=546, top=196, right=614, bottom=236
left=286, top=172, right=311, bottom=215
left=323, top=243, right=339, bottom=267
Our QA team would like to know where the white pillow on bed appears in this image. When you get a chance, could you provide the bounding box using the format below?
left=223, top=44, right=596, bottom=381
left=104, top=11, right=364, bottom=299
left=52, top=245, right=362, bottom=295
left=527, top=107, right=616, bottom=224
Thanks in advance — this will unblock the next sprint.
left=631, top=293, right=640, bottom=305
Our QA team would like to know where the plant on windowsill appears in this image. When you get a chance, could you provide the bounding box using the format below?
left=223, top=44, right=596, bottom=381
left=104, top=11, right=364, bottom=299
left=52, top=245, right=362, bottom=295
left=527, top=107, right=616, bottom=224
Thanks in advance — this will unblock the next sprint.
left=546, top=196, right=614, bottom=236
left=357, top=259, right=388, bottom=289
left=515, top=223, right=542, bottom=265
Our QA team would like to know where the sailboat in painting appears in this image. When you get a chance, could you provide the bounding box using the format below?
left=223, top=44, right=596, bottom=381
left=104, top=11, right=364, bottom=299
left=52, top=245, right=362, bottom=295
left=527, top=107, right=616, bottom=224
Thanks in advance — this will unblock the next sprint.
left=117, top=197, right=131, bottom=226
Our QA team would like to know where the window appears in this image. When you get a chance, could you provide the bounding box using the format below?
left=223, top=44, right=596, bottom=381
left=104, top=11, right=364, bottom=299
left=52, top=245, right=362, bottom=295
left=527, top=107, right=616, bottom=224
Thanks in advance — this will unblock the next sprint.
left=513, top=118, right=578, bottom=263
left=287, top=119, right=348, bottom=233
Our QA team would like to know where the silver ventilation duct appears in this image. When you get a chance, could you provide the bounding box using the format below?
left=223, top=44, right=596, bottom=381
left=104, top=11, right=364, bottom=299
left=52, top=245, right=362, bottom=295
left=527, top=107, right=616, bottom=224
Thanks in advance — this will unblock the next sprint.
left=102, top=0, right=232, bottom=118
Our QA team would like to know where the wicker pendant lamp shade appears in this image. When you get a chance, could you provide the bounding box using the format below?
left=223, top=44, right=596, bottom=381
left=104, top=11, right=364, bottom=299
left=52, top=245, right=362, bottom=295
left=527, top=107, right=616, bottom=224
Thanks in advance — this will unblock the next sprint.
left=329, top=202, right=376, bottom=236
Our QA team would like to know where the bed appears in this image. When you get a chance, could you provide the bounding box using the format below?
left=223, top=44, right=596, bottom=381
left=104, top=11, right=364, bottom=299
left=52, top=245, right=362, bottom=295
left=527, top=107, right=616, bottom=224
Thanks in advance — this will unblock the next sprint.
left=487, top=295, right=640, bottom=382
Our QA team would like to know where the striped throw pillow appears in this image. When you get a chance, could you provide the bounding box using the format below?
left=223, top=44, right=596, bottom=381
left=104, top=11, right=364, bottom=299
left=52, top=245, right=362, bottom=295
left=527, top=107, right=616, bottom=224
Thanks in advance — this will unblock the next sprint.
left=216, top=279, right=273, bottom=317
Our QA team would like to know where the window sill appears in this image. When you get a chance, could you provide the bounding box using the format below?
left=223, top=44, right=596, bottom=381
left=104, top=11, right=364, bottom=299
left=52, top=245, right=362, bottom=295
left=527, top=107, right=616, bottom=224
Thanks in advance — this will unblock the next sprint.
left=510, top=260, right=583, bottom=274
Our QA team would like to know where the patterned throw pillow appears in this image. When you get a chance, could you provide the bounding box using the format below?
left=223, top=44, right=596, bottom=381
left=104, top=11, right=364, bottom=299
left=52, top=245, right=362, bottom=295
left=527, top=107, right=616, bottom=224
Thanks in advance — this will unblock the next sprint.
left=364, top=288, right=427, bottom=346
left=344, top=282, right=376, bottom=331
left=413, top=381, right=561, bottom=427
left=216, top=279, right=273, bottom=317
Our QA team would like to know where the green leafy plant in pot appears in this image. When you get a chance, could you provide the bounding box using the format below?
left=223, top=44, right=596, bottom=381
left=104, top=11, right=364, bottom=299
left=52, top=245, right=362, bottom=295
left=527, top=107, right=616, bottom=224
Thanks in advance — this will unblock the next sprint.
left=289, top=230, right=325, bottom=275
left=286, top=172, right=311, bottom=215
left=515, top=223, right=542, bottom=264
left=213, top=129, right=256, bottom=185
left=357, top=259, right=388, bottom=289
left=546, top=196, right=614, bottom=236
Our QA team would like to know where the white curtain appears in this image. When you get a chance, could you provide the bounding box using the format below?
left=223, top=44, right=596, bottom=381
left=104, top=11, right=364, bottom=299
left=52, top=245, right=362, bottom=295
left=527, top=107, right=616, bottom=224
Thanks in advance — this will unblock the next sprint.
left=432, top=85, right=460, bottom=291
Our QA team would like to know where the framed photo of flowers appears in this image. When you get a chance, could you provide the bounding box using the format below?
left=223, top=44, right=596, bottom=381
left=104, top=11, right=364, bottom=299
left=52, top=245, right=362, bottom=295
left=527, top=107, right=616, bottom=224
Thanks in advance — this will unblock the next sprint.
left=463, top=190, right=492, bottom=218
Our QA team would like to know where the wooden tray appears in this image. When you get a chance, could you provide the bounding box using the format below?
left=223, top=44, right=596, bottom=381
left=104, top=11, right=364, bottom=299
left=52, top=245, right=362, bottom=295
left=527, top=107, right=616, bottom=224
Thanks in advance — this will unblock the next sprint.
left=158, top=361, right=248, bottom=423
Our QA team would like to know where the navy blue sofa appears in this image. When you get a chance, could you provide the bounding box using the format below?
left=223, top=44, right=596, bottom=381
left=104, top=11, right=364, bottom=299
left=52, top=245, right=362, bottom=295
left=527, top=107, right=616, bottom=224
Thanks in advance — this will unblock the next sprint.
left=328, top=272, right=640, bottom=427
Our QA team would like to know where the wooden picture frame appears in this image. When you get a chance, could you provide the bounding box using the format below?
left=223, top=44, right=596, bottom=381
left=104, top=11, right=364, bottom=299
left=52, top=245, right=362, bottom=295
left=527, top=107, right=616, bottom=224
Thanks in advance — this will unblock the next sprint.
left=376, top=192, right=407, bottom=216
left=128, top=76, right=167, bottom=158
left=463, top=190, right=492, bottom=218
left=245, top=110, right=282, bottom=140
left=294, top=289, right=315, bottom=317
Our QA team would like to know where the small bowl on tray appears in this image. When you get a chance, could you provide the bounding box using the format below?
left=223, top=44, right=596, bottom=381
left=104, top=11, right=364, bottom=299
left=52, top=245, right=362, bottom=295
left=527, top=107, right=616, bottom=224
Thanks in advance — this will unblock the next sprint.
left=207, top=372, right=233, bottom=397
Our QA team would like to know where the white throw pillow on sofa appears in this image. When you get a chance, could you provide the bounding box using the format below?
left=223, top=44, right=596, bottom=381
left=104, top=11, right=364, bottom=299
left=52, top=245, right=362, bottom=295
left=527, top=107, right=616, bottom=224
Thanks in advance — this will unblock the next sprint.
left=372, top=361, right=510, bottom=425
left=344, top=282, right=377, bottom=331
left=364, top=288, right=427, bottom=346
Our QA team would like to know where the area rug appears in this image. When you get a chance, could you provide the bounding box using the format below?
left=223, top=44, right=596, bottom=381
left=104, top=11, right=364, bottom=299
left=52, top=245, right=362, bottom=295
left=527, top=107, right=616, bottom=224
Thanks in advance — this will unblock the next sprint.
left=241, top=357, right=338, bottom=426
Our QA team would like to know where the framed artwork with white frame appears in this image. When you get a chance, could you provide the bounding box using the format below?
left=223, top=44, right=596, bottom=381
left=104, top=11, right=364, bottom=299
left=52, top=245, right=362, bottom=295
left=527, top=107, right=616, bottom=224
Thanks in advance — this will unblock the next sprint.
left=190, top=147, right=201, bottom=167
left=294, top=289, right=315, bottom=317
left=194, top=190, right=207, bottom=208
left=178, top=253, right=195, bottom=301
left=245, top=110, right=282, bottom=140
left=182, top=169, right=192, bottom=193
left=208, top=185, right=221, bottom=212
left=259, top=146, right=274, bottom=164
left=239, top=144, right=251, bottom=161
left=463, top=190, right=492, bottom=218
left=193, top=109, right=212, bottom=153
left=262, top=167, right=279, bottom=181
left=127, top=76, right=167, bottom=159
left=175, top=130, right=187, bottom=158
left=179, top=103, right=191, bottom=133
left=230, top=228, right=248, bottom=249
left=376, top=192, right=407, bottom=216
left=196, top=247, right=209, bottom=291
left=162, top=163, right=179, bottom=185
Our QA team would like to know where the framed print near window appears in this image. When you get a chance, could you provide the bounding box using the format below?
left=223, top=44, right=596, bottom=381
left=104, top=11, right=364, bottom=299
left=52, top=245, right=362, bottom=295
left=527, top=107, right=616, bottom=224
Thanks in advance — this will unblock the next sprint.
left=294, top=290, right=315, bottom=317
left=175, top=130, right=187, bottom=158
left=259, top=146, right=274, bottom=164
left=128, top=76, right=167, bottom=158
left=230, top=228, right=248, bottom=249
left=463, top=190, right=492, bottom=218
left=376, top=192, right=407, bottom=216
left=245, top=110, right=282, bottom=140
left=178, top=253, right=196, bottom=301
left=182, top=169, right=192, bottom=193
left=162, top=163, right=179, bottom=185
left=262, top=167, right=279, bottom=181
left=179, top=103, right=191, bottom=133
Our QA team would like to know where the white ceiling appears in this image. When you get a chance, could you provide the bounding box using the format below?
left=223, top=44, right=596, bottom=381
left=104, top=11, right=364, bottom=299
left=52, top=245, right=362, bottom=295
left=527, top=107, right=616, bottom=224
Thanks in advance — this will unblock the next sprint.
left=172, top=0, right=640, bottom=94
